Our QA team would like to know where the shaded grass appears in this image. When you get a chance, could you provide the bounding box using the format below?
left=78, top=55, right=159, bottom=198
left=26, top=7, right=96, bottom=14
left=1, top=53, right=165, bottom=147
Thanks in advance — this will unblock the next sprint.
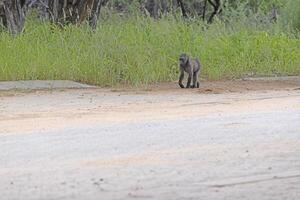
left=0, top=15, right=299, bottom=87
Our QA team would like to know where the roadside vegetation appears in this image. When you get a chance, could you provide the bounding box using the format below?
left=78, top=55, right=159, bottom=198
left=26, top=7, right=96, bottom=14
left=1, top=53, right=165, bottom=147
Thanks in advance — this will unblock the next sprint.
left=0, top=0, right=300, bottom=86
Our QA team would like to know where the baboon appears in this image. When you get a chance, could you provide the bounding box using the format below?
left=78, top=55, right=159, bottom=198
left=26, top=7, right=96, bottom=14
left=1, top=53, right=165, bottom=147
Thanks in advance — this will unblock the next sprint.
left=178, top=53, right=201, bottom=88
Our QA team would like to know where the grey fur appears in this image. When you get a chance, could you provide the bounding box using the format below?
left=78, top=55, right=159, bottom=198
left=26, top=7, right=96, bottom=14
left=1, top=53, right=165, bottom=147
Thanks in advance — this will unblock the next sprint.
left=178, top=53, right=201, bottom=88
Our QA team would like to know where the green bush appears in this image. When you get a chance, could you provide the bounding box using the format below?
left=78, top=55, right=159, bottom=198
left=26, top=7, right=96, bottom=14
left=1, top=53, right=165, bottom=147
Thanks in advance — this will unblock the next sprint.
left=281, top=0, right=300, bottom=31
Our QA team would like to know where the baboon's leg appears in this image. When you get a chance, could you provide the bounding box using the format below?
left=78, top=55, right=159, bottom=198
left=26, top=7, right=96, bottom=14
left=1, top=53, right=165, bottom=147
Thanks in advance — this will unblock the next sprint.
left=178, top=69, right=185, bottom=88
left=193, top=71, right=200, bottom=88
left=186, top=72, right=192, bottom=88
left=192, top=71, right=198, bottom=88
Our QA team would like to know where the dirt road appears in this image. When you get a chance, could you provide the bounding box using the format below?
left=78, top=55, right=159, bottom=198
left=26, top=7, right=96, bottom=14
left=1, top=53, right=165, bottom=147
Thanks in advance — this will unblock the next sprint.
left=0, top=78, right=300, bottom=200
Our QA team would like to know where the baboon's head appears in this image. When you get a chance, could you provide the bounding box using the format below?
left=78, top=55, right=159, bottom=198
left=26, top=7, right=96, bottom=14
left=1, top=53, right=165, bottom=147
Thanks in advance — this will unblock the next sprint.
left=179, top=53, right=189, bottom=66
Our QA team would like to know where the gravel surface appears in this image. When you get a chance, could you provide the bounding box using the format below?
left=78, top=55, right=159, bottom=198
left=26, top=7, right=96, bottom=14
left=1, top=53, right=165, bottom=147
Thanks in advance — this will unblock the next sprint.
left=0, top=79, right=300, bottom=200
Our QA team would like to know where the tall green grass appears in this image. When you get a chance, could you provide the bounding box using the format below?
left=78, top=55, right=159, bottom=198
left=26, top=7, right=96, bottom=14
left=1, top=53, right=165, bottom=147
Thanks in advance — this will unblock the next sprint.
left=0, top=15, right=299, bottom=86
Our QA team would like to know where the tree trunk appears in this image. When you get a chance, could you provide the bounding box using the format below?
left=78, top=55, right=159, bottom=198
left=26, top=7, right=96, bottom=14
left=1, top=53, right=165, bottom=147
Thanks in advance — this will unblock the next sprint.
left=160, top=0, right=169, bottom=14
left=48, top=0, right=96, bottom=25
left=202, top=0, right=207, bottom=21
left=177, top=0, right=187, bottom=18
left=76, top=0, right=94, bottom=24
left=145, top=0, right=159, bottom=18
left=48, top=0, right=60, bottom=21
left=0, top=1, right=6, bottom=27
left=208, top=0, right=220, bottom=23
left=89, top=0, right=102, bottom=30
left=2, top=0, right=25, bottom=34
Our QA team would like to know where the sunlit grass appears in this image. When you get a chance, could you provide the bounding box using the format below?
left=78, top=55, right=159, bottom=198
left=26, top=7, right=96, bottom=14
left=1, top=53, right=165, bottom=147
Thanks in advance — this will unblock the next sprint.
left=0, top=15, right=299, bottom=86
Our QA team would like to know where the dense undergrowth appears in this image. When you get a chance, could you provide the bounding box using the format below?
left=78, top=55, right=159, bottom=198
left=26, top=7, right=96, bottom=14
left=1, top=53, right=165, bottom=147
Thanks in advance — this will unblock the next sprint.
left=0, top=13, right=300, bottom=86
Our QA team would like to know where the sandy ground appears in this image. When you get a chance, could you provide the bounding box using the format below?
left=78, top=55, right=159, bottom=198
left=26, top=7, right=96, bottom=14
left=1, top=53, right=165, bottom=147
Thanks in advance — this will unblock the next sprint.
left=0, top=78, right=300, bottom=200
